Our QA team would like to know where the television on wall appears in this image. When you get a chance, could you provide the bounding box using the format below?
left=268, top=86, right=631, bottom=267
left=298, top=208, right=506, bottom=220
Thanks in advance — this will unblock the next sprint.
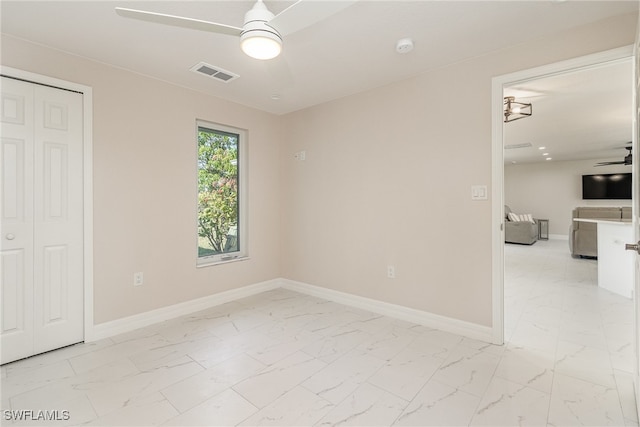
left=582, top=173, right=632, bottom=200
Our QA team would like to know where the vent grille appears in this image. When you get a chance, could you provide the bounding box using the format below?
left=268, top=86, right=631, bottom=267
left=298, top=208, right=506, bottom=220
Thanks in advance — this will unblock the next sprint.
left=190, top=62, right=239, bottom=83
left=504, top=143, right=532, bottom=150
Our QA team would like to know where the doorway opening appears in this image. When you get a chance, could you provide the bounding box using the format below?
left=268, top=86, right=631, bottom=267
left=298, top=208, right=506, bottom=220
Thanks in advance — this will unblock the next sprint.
left=491, top=45, right=637, bottom=421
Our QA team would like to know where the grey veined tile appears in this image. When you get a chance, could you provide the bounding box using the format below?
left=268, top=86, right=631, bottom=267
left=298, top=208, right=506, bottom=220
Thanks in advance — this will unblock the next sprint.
left=315, top=382, right=408, bottom=427
left=430, top=345, right=501, bottom=398
left=395, top=380, right=480, bottom=426
left=469, top=376, right=550, bottom=426
left=233, top=351, right=326, bottom=409
left=547, top=373, right=624, bottom=426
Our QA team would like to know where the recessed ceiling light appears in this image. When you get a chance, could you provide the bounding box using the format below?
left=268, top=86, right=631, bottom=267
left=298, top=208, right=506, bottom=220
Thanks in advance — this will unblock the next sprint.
left=270, top=94, right=281, bottom=100
left=542, top=152, right=549, bottom=156
left=538, top=146, right=546, bottom=150
left=546, top=157, right=552, bottom=161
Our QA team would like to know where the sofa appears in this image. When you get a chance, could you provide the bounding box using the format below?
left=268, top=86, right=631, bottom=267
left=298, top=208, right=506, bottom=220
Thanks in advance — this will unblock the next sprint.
left=505, top=205, right=538, bottom=245
left=569, top=206, right=631, bottom=258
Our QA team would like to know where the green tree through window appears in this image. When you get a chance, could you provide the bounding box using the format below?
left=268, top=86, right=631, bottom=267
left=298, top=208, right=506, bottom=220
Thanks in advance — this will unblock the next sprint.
left=197, top=125, right=240, bottom=259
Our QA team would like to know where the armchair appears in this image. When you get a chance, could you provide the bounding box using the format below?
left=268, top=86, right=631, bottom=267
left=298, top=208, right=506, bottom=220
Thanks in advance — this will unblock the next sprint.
left=505, top=205, right=538, bottom=245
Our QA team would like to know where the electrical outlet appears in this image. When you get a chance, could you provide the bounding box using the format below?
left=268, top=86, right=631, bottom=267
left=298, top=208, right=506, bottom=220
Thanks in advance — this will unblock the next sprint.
left=387, top=265, right=396, bottom=279
left=134, top=272, right=144, bottom=287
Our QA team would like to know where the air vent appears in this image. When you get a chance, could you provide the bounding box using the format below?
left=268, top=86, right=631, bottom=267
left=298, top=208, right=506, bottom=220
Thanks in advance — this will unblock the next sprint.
left=504, top=143, right=533, bottom=150
left=190, top=62, right=239, bottom=83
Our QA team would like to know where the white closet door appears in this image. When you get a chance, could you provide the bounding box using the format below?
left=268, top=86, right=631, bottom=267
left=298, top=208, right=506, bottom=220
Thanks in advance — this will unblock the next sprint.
left=1, top=77, right=36, bottom=363
left=1, top=77, right=84, bottom=364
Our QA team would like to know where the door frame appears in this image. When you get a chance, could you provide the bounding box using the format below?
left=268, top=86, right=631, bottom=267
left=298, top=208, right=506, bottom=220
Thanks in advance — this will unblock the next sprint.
left=491, top=45, right=635, bottom=345
left=1, top=66, right=95, bottom=342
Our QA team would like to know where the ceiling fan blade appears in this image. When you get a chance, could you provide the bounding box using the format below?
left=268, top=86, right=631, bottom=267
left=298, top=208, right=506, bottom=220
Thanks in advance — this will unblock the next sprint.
left=267, top=0, right=356, bottom=36
left=115, top=7, right=243, bottom=37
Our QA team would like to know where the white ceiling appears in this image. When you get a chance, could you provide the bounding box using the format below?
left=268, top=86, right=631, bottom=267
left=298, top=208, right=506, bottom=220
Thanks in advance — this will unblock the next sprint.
left=2, top=1, right=637, bottom=163
left=504, top=60, right=633, bottom=165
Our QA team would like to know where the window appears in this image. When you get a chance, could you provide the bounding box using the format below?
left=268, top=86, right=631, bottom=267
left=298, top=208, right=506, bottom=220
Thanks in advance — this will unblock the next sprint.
left=197, top=120, right=246, bottom=265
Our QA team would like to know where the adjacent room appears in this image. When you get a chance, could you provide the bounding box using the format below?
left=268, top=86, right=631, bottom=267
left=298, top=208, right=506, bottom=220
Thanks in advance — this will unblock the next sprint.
left=501, top=56, right=637, bottom=425
left=1, top=1, right=639, bottom=425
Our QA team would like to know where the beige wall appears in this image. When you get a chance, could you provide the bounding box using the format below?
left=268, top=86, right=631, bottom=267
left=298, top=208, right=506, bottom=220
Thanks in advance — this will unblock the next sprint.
left=1, top=35, right=283, bottom=324
left=505, top=160, right=632, bottom=237
left=280, top=13, right=637, bottom=327
left=1, top=11, right=636, bottom=329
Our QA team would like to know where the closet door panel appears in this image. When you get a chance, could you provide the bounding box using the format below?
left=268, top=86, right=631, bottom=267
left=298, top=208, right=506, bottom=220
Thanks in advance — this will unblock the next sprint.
left=33, top=84, right=84, bottom=354
left=0, top=77, right=84, bottom=364
left=0, top=78, right=35, bottom=364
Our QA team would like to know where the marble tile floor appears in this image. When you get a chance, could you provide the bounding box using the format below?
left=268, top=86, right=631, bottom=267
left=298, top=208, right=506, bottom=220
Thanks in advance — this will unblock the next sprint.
left=1, top=239, right=637, bottom=426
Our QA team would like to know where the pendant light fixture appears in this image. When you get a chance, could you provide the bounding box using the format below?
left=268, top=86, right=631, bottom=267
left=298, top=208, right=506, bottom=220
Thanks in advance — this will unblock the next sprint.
left=504, top=96, right=532, bottom=123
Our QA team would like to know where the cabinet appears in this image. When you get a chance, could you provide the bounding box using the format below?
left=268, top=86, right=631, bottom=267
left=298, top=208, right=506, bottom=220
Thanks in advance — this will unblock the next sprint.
left=597, top=221, right=633, bottom=298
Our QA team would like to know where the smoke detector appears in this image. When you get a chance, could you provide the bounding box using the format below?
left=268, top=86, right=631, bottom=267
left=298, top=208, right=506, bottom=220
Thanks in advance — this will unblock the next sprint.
left=396, top=38, right=414, bottom=54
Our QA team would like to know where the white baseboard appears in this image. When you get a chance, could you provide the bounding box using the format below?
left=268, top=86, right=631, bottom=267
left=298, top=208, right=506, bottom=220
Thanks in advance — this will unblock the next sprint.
left=549, top=234, right=569, bottom=241
left=89, top=279, right=282, bottom=341
left=90, top=277, right=493, bottom=344
left=281, top=279, right=493, bottom=343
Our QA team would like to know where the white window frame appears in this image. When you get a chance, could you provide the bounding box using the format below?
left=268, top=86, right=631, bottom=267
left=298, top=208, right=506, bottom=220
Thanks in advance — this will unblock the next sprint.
left=196, top=120, right=248, bottom=267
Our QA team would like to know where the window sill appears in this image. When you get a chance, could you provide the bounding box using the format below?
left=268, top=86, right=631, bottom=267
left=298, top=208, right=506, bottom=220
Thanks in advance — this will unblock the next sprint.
left=196, top=256, right=250, bottom=268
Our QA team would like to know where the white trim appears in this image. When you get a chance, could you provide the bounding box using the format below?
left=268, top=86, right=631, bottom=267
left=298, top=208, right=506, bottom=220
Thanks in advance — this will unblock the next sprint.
left=491, top=74, right=505, bottom=345
left=549, top=234, right=569, bottom=241
left=91, top=277, right=493, bottom=343
left=0, top=66, right=96, bottom=343
left=491, top=45, right=635, bottom=346
left=282, top=279, right=494, bottom=343
left=91, top=279, right=282, bottom=341
left=82, top=89, right=95, bottom=342
left=633, top=21, right=640, bottom=420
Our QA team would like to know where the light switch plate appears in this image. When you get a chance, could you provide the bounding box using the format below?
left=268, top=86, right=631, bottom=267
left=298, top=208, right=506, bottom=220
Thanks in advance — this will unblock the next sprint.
left=471, top=185, right=488, bottom=200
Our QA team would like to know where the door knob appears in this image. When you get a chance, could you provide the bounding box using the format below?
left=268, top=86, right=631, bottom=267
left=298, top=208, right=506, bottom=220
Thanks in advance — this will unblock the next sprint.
left=5, top=234, right=15, bottom=240
left=625, top=242, right=640, bottom=254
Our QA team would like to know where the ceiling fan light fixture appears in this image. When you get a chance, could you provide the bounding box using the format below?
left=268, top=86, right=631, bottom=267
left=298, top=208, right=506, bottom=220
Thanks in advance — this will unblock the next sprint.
left=241, top=31, right=282, bottom=60
left=115, top=0, right=357, bottom=63
left=240, top=0, right=282, bottom=60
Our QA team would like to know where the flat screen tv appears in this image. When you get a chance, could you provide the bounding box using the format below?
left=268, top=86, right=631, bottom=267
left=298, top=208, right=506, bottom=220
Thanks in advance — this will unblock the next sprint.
left=582, top=173, right=632, bottom=200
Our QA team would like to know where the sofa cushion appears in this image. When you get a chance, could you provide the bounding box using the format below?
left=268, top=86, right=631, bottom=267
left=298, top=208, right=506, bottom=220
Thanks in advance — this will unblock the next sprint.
left=508, top=212, right=535, bottom=223
left=574, top=207, right=622, bottom=219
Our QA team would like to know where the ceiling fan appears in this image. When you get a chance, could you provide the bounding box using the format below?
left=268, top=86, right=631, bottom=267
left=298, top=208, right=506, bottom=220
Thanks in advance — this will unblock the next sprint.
left=115, top=0, right=356, bottom=60
left=595, top=145, right=632, bottom=167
